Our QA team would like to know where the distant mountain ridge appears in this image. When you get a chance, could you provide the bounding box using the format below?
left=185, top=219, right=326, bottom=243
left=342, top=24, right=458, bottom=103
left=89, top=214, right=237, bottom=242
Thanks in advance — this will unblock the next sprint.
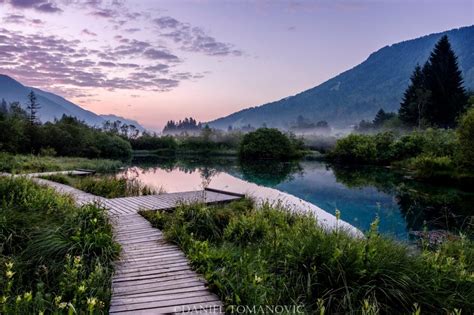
left=0, top=74, right=146, bottom=130
left=209, top=25, right=474, bottom=129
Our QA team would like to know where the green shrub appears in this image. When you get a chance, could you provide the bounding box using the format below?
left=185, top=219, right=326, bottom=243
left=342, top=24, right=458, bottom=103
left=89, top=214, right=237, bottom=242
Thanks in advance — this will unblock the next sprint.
left=330, top=129, right=458, bottom=169
left=38, top=147, right=57, bottom=157
left=239, top=128, right=303, bottom=160
left=329, top=133, right=378, bottom=164
left=408, top=155, right=455, bottom=178
left=457, top=107, right=474, bottom=169
left=142, top=200, right=474, bottom=314
left=130, top=134, right=178, bottom=151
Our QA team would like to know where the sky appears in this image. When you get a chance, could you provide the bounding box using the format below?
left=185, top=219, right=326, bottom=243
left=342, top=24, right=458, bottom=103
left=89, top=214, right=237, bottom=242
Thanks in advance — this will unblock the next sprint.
left=0, top=0, right=473, bottom=130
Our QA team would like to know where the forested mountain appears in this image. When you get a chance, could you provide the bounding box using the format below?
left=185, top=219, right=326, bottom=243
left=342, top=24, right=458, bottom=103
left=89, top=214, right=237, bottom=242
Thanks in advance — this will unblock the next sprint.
left=209, top=25, right=474, bottom=129
left=0, top=74, right=145, bottom=130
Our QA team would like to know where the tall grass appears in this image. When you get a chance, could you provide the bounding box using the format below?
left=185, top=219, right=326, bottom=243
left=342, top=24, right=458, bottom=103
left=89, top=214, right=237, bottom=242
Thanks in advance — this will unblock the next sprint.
left=142, top=199, right=474, bottom=314
left=0, top=176, right=120, bottom=314
left=41, top=174, right=159, bottom=198
left=0, top=153, right=123, bottom=174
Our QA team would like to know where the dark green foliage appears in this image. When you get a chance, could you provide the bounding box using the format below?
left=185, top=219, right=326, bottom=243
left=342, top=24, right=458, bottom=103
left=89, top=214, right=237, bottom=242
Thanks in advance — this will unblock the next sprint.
left=329, top=129, right=459, bottom=174
left=399, top=36, right=468, bottom=128
left=142, top=200, right=474, bottom=314
left=26, top=91, right=40, bottom=125
left=328, top=132, right=396, bottom=165
left=457, top=107, right=474, bottom=169
left=0, top=176, right=119, bottom=313
left=239, top=128, right=303, bottom=160
left=423, top=35, right=469, bottom=128
left=373, top=108, right=397, bottom=127
left=0, top=104, right=29, bottom=153
left=130, top=133, right=177, bottom=151
left=399, top=65, right=427, bottom=127
left=0, top=103, right=132, bottom=160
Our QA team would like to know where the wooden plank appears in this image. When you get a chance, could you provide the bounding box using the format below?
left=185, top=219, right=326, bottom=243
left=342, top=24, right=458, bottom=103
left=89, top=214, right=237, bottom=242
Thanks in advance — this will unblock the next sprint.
left=113, top=284, right=208, bottom=299
left=111, top=291, right=216, bottom=307
left=25, top=174, right=241, bottom=314
left=112, top=275, right=205, bottom=291
left=113, top=281, right=206, bottom=297
left=109, top=295, right=221, bottom=313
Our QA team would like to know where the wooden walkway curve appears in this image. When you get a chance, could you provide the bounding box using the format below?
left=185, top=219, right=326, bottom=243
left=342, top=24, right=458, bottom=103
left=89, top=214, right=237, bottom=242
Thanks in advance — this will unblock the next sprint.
left=22, top=173, right=243, bottom=314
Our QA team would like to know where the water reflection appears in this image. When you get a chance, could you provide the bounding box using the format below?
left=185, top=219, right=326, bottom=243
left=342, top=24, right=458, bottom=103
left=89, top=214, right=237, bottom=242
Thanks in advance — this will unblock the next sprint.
left=330, top=164, right=474, bottom=235
left=121, top=156, right=473, bottom=239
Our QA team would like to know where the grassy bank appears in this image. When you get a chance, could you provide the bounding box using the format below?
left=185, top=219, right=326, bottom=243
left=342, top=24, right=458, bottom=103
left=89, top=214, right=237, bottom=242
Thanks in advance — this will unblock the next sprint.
left=40, top=174, right=159, bottom=198
left=0, top=176, right=120, bottom=314
left=141, top=199, right=474, bottom=314
left=0, top=153, right=123, bottom=174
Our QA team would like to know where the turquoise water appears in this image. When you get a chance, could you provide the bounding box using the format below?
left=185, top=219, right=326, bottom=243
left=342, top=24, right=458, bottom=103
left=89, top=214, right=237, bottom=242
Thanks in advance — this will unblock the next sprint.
left=123, top=156, right=473, bottom=240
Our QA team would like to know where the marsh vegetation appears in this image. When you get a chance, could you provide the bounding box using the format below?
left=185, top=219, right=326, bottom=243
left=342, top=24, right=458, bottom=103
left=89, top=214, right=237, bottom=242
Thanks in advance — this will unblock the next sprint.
left=141, top=199, right=474, bottom=314
left=0, top=176, right=119, bottom=314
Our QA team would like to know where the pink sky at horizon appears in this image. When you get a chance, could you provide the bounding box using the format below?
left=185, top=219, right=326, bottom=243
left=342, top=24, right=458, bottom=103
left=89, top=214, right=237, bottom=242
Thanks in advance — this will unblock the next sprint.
left=0, top=0, right=473, bottom=131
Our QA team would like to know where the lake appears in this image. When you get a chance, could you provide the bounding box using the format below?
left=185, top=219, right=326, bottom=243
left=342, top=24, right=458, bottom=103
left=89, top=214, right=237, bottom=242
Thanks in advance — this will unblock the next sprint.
left=119, top=156, right=474, bottom=240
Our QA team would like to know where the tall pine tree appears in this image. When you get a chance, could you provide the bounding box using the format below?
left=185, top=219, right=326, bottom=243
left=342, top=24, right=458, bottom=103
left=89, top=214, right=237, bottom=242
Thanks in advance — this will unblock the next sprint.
left=423, top=35, right=468, bottom=128
left=398, top=65, right=426, bottom=127
left=26, top=90, right=41, bottom=125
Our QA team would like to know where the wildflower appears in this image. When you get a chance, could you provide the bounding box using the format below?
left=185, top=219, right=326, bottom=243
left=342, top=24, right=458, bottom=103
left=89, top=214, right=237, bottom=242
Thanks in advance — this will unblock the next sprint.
left=254, top=274, right=263, bottom=284
left=15, top=295, right=22, bottom=304
left=77, top=284, right=86, bottom=293
left=1, top=296, right=7, bottom=304
left=6, top=270, right=14, bottom=279
left=335, top=209, right=341, bottom=220
left=74, top=256, right=82, bottom=265
left=54, top=296, right=62, bottom=306
left=58, top=302, right=68, bottom=309
left=5, top=262, right=13, bottom=269
left=87, top=297, right=98, bottom=311
left=23, top=291, right=33, bottom=302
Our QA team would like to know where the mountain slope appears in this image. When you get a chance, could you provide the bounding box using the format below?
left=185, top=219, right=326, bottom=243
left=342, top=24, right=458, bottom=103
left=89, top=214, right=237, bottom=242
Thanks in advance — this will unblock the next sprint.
left=0, top=74, right=146, bottom=130
left=209, top=25, right=474, bottom=129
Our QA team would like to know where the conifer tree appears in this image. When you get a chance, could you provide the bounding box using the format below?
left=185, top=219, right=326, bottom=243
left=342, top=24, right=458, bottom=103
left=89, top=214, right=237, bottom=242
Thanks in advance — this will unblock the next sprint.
left=423, top=35, right=468, bottom=128
left=26, top=90, right=41, bottom=125
left=399, top=65, right=425, bottom=127
left=0, top=98, right=7, bottom=114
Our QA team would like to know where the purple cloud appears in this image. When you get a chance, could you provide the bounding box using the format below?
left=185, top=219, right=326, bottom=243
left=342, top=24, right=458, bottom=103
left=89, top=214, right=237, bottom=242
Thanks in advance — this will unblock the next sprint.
left=90, top=8, right=115, bottom=18
left=154, top=16, right=180, bottom=29
left=143, top=48, right=179, bottom=61
left=81, top=28, right=97, bottom=36
left=8, top=0, right=62, bottom=13
left=153, top=16, right=242, bottom=57
left=0, top=27, right=202, bottom=94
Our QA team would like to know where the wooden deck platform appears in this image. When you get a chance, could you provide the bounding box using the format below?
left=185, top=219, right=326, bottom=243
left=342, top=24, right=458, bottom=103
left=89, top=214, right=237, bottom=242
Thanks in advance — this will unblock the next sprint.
left=22, top=174, right=243, bottom=314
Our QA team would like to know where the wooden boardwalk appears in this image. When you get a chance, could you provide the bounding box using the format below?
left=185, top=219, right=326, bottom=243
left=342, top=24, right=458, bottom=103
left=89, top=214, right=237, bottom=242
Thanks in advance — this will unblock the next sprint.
left=23, top=173, right=242, bottom=314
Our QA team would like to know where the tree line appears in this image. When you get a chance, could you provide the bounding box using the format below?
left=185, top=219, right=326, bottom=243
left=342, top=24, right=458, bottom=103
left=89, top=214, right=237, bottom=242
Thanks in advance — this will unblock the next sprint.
left=356, top=35, right=471, bottom=132
left=0, top=95, right=132, bottom=160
